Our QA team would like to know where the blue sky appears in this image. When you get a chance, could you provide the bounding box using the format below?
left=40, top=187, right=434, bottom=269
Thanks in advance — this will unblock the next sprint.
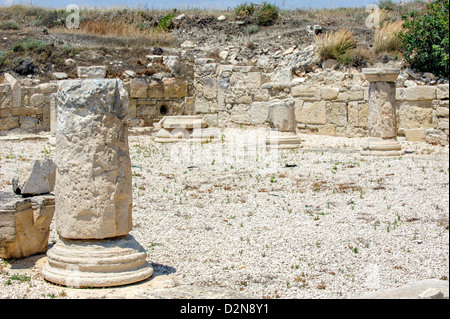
left=2, top=0, right=405, bottom=10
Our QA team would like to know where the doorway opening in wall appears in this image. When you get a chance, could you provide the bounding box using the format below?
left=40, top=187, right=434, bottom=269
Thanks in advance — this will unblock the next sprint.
left=160, top=105, right=168, bottom=115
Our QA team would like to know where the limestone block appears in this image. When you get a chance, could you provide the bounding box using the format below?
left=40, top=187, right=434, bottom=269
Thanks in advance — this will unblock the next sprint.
left=55, top=79, right=132, bottom=240
left=425, top=129, right=448, bottom=145
left=202, top=77, right=218, bottom=100
left=349, top=91, right=365, bottom=101
left=37, top=83, right=58, bottom=94
left=231, top=72, right=262, bottom=89
left=0, top=117, right=19, bottom=131
left=128, top=99, right=137, bottom=119
left=195, top=98, right=211, bottom=114
left=30, top=93, right=45, bottom=106
left=272, top=68, right=292, bottom=84
left=230, top=104, right=251, bottom=124
left=436, top=84, right=449, bottom=100
left=398, top=102, right=434, bottom=129
left=130, top=78, right=148, bottom=98
left=347, top=101, right=359, bottom=127
left=19, top=116, right=40, bottom=131
left=291, top=85, right=320, bottom=100
left=147, top=81, right=164, bottom=98
left=358, top=103, right=369, bottom=128
left=10, top=107, right=42, bottom=116
left=401, top=86, right=436, bottom=101
left=438, top=118, right=449, bottom=130
left=77, top=66, right=107, bottom=79
left=250, top=102, right=269, bottom=125
left=327, top=102, right=347, bottom=126
left=296, top=101, right=327, bottom=125
left=405, top=129, right=426, bottom=141
left=163, top=78, right=188, bottom=98
left=321, top=88, right=339, bottom=100
left=318, top=124, right=336, bottom=136
left=0, top=192, right=55, bottom=259
left=3, top=73, right=21, bottom=108
left=436, top=107, right=449, bottom=118
left=12, top=159, right=56, bottom=196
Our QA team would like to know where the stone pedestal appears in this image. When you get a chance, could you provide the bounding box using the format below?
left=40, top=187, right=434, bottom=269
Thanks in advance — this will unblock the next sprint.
left=361, top=68, right=404, bottom=156
left=154, top=115, right=218, bottom=143
left=42, top=79, right=153, bottom=288
left=266, top=100, right=302, bottom=149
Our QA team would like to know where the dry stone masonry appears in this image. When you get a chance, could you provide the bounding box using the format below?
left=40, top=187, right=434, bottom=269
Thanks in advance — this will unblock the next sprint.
left=1, top=58, right=449, bottom=146
left=42, top=79, right=153, bottom=288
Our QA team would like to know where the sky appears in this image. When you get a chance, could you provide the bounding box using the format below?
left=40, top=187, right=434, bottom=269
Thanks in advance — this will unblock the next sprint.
left=2, top=0, right=406, bottom=10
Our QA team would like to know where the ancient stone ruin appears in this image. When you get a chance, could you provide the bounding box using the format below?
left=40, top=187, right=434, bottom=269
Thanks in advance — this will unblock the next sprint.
left=42, top=79, right=153, bottom=288
left=265, top=100, right=302, bottom=149
left=0, top=159, right=56, bottom=259
left=361, top=68, right=404, bottom=156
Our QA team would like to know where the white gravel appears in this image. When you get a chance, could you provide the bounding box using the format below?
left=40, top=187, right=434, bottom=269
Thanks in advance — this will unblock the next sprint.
left=0, top=128, right=448, bottom=299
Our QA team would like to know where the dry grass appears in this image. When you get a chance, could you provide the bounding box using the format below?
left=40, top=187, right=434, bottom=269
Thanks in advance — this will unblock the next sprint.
left=314, top=29, right=356, bottom=63
left=52, top=20, right=175, bottom=47
left=374, top=20, right=404, bottom=54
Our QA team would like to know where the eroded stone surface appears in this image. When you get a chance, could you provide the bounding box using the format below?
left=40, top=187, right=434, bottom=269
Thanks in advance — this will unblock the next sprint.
left=55, top=79, right=132, bottom=239
left=0, top=192, right=55, bottom=259
left=12, top=158, right=56, bottom=196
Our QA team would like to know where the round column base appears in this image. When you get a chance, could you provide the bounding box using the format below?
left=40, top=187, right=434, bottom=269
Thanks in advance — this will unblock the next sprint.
left=266, top=132, right=302, bottom=149
left=361, top=137, right=405, bottom=156
left=42, top=235, right=153, bottom=288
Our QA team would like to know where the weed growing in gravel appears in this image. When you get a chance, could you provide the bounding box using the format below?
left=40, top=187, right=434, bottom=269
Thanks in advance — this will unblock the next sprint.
left=5, top=274, right=31, bottom=285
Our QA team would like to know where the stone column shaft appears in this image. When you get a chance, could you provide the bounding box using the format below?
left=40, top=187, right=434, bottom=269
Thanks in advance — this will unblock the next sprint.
left=361, top=68, right=404, bottom=156
left=42, top=79, right=153, bottom=288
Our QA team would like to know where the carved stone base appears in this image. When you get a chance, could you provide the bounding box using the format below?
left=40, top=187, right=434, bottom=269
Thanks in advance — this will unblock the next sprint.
left=42, top=235, right=153, bottom=288
left=266, top=131, right=302, bottom=149
left=361, top=137, right=405, bottom=156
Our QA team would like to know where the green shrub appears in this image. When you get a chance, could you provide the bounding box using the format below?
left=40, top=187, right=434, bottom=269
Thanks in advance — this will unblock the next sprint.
left=12, top=39, right=51, bottom=54
left=256, top=2, right=279, bottom=26
left=157, top=13, right=175, bottom=31
left=399, top=0, right=449, bottom=77
left=0, top=20, right=19, bottom=30
left=36, top=9, right=67, bottom=28
left=235, top=3, right=256, bottom=18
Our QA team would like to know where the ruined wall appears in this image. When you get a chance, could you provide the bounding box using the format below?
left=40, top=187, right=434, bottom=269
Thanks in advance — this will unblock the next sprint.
left=1, top=58, right=449, bottom=146
left=0, top=77, right=57, bottom=135
left=193, top=60, right=449, bottom=145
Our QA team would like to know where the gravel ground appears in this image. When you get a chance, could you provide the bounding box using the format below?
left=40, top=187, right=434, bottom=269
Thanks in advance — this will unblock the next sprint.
left=0, top=128, right=448, bottom=299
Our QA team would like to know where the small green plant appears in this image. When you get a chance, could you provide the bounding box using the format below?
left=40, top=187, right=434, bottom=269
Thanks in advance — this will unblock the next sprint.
left=157, top=13, right=176, bottom=32
left=12, top=39, right=51, bottom=54
left=6, top=274, right=31, bottom=285
left=0, top=20, right=20, bottom=30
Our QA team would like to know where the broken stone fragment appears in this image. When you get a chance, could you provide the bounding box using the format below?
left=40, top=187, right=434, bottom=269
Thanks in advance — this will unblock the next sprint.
left=0, top=192, right=55, bottom=259
left=12, top=158, right=56, bottom=196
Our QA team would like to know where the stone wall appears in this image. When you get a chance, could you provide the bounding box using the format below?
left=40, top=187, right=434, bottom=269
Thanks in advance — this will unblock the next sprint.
left=0, top=75, right=57, bottom=135
left=193, top=60, right=449, bottom=145
left=126, top=76, right=191, bottom=127
left=1, top=60, right=449, bottom=146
